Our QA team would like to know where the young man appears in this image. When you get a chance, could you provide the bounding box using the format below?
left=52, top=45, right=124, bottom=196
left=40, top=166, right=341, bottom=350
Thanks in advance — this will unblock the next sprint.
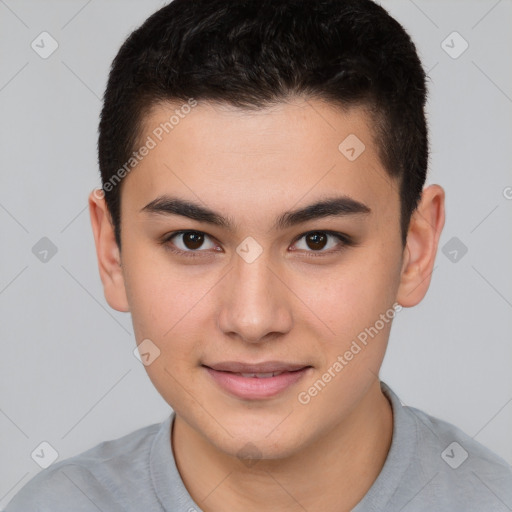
left=5, top=0, right=512, bottom=510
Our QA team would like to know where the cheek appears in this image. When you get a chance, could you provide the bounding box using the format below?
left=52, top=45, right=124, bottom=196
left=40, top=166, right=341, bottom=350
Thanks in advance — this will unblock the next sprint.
left=122, top=247, right=220, bottom=394
left=123, top=254, right=205, bottom=407
left=293, top=258, right=400, bottom=414
left=294, top=253, right=400, bottom=339
left=122, top=243, right=200, bottom=338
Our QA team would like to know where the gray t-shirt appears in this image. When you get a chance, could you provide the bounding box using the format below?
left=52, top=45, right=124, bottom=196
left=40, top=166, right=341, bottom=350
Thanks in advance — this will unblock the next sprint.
left=4, top=382, right=512, bottom=511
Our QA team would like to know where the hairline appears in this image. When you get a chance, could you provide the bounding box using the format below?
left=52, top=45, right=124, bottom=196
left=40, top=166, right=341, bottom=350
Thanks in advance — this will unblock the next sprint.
left=112, top=94, right=407, bottom=251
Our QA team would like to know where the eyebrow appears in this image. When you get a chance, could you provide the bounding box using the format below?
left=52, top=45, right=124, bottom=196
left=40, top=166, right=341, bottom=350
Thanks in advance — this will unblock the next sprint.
left=140, top=194, right=371, bottom=231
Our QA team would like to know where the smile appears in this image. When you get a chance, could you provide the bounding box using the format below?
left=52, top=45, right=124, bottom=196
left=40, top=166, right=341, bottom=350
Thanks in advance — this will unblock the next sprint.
left=202, top=362, right=312, bottom=400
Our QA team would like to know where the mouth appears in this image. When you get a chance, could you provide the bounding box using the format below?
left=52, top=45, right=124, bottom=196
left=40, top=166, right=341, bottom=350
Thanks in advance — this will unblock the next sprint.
left=202, top=361, right=312, bottom=400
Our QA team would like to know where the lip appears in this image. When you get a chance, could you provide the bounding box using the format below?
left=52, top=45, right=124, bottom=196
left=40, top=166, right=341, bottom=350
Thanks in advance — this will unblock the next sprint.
left=205, top=361, right=309, bottom=373
left=203, top=361, right=312, bottom=400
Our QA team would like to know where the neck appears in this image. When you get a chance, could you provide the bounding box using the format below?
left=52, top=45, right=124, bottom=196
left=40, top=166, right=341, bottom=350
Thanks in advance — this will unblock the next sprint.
left=172, top=379, right=393, bottom=512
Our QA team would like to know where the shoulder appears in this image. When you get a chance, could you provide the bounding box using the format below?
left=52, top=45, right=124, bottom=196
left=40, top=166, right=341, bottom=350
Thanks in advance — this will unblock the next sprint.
left=3, top=463, right=122, bottom=512
left=3, top=420, right=166, bottom=512
left=405, top=402, right=512, bottom=509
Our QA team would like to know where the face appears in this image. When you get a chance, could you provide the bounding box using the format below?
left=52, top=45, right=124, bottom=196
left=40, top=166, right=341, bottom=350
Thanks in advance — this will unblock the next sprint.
left=97, top=98, right=409, bottom=459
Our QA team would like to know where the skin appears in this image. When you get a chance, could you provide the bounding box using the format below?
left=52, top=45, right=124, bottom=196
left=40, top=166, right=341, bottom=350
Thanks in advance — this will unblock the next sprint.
left=89, top=98, right=445, bottom=512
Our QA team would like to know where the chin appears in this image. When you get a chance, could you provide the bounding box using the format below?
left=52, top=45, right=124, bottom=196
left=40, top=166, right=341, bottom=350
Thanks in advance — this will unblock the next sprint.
left=206, top=418, right=307, bottom=462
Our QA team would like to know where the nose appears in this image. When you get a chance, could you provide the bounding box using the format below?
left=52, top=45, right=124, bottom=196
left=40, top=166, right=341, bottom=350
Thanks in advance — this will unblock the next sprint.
left=216, top=250, right=293, bottom=344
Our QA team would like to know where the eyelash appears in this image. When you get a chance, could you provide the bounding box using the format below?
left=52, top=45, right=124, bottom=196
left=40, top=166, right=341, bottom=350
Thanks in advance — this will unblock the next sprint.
left=160, top=230, right=354, bottom=259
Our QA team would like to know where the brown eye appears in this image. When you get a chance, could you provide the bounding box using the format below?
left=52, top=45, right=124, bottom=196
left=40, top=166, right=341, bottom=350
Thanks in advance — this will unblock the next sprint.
left=165, top=231, right=218, bottom=253
left=182, top=231, right=204, bottom=250
left=292, top=231, right=351, bottom=255
left=305, top=232, right=328, bottom=250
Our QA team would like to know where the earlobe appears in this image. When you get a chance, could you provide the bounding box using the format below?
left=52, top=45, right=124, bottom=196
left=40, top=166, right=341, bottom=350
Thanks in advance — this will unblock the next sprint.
left=396, top=185, right=445, bottom=307
left=88, top=189, right=130, bottom=312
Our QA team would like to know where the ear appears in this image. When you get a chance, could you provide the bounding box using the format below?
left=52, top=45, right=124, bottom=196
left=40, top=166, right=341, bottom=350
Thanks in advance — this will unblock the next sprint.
left=88, top=189, right=130, bottom=312
left=396, top=184, right=445, bottom=307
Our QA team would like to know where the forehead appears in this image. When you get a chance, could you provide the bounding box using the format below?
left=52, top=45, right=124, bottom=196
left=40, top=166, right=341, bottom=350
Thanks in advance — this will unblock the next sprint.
left=122, top=98, right=399, bottom=231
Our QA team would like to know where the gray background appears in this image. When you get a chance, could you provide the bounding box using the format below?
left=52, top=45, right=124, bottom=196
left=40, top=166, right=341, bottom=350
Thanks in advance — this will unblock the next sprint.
left=1, top=0, right=511, bottom=507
